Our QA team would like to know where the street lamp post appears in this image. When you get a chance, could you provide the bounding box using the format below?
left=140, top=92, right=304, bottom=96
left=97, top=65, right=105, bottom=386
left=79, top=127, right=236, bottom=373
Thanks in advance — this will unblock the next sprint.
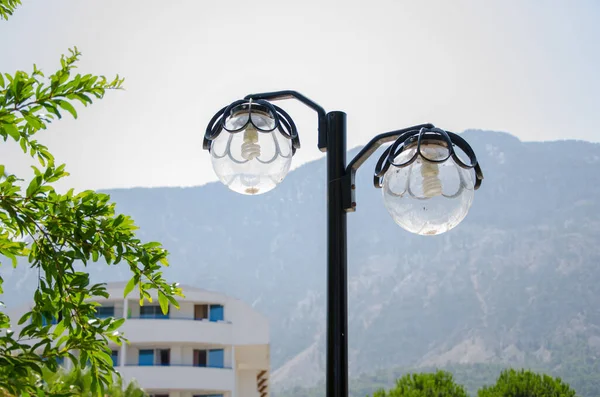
left=203, top=90, right=484, bottom=397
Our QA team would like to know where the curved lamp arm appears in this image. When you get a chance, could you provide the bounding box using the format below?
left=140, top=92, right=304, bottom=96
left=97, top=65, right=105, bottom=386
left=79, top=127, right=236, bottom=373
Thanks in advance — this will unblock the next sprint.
left=342, top=124, right=435, bottom=212
left=244, top=90, right=329, bottom=151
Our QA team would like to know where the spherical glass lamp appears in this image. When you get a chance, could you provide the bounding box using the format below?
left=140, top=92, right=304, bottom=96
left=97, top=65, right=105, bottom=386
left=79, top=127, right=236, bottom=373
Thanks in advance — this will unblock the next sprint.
left=204, top=99, right=300, bottom=195
left=375, top=128, right=482, bottom=236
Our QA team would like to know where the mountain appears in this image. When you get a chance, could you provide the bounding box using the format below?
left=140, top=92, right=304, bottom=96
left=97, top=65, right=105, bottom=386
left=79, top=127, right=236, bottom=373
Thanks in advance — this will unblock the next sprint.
left=2, top=130, right=600, bottom=394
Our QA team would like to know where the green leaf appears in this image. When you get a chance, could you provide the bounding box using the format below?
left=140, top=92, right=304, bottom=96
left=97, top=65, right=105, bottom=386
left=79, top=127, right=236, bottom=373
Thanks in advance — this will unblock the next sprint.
left=24, top=114, right=42, bottom=129
left=166, top=294, right=180, bottom=310
left=53, top=320, right=66, bottom=338
left=0, top=164, right=4, bottom=176
left=3, top=252, right=17, bottom=268
left=158, top=291, right=169, bottom=315
left=31, top=165, right=41, bottom=176
left=0, top=73, right=4, bottom=88
left=107, top=318, right=125, bottom=332
left=26, top=175, right=42, bottom=197
left=58, top=100, right=77, bottom=119
left=96, top=350, right=114, bottom=366
left=123, top=277, right=136, bottom=298
left=3, top=123, right=20, bottom=140
left=43, top=103, right=62, bottom=119
left=17, top=312, right=31, bottom=325
left=74, top=93, right=93, bottom=105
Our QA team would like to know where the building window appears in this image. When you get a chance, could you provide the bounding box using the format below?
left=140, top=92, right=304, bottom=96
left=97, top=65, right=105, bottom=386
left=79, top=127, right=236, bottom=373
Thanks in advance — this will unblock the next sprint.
left=193, top=349, right=225, bottom=368
left=140, top=305, right=169, bottom=319
left=194, top=304, right=209, bottom=320
left=208, top=349, right=224, bottom=368
left=209, top=305, right=224, bottom=322
left=139, top=349, right=154, bottom=366
left=111, top=350, right=119, bottom=367
left=193, top=349, right=207, bottom=367
left=157, top=349, right=170, bottom=366
left=138, top=348, right=170, bottom=366
left=97, top=306, right=115, bottom=319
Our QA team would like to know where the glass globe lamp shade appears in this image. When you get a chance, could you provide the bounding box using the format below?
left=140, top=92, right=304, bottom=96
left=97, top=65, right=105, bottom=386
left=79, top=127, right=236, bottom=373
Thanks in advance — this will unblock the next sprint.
left=210, top=108, right=293, bottom=195
left=381, top=142, right=474, bottom=235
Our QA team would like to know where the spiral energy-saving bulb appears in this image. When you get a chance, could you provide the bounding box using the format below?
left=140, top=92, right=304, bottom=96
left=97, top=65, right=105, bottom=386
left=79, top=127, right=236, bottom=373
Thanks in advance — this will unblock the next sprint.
left=420, top=161, right=443, bottom=198
left=241, top=124, right=261, bottom=161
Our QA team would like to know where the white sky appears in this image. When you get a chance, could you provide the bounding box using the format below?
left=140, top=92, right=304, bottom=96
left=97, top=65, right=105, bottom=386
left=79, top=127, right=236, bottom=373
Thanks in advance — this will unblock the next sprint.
left=1, top=0, right=599, bottom=191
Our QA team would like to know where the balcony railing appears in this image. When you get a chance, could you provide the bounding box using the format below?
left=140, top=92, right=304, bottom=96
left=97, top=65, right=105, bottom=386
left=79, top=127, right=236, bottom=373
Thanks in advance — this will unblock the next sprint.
left=123, top=363, right=232, bottom=369
left=126, top=315, right=231, bottom=323
left=116, top=364, right=234, bottom=392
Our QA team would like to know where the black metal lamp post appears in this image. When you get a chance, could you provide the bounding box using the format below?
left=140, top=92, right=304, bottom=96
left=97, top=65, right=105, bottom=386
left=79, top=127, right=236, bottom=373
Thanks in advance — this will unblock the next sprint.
left=203, top=90, right=484, bottom=397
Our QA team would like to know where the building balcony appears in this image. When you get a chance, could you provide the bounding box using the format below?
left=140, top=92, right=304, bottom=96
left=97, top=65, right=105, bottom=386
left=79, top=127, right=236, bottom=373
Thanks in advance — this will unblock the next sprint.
left=120, top=318, right=233, bottom=345
left=126, top=314, right=231, bottom=323
left=118, top=365, right=234, bottom=392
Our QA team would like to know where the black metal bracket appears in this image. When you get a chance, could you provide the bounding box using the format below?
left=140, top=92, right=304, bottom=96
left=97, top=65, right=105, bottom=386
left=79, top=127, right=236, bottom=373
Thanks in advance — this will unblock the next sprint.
left=244, top=90, right=329, bottom=151
left=342, top=124, right=436, bottom=212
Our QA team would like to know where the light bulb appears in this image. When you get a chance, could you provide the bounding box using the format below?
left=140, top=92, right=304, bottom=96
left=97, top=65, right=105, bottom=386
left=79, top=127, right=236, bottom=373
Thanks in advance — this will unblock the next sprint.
left=382, top=144, right=474, bottom=236
left=210, top=110, right=293, bottom=195
left=420, top=161, right=443, bottom=198
left=241, top=124, right=261, bottom=161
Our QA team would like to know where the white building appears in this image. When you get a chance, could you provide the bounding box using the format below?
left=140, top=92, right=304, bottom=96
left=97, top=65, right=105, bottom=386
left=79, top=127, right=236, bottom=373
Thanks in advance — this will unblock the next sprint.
left=11, top=282, right=270, bottom=397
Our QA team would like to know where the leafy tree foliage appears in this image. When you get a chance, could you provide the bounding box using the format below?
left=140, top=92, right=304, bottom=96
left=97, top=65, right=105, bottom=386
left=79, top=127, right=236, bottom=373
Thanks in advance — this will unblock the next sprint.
left=371, top=370, right=468, bottom=397
left=0, top=0, right=19, bottom=20
left=478, top=369, right=578, bottom=397
left=28, top=366, right=147, bottom=397
left=0, top=3, right=182, bottom=395
left=275, top=365, right=589, bottom=397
